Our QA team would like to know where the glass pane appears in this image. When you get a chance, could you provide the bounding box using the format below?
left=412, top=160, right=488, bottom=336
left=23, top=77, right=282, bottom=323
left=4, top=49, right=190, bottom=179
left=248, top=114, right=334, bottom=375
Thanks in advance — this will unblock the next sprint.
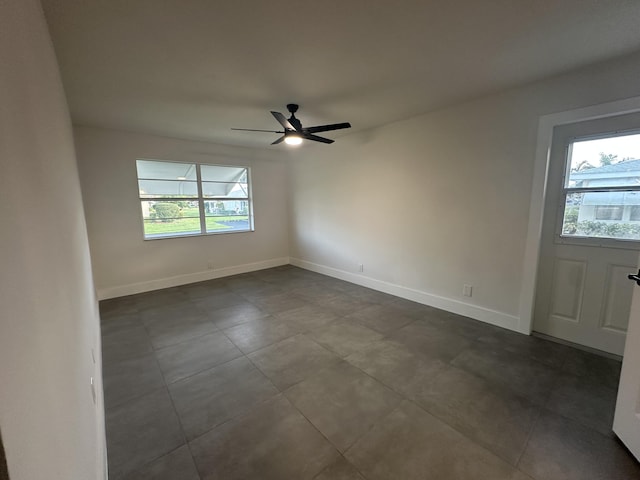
left=138, top=179, right=198, bottom=198
left=566, top=132, right=640, bottom=188
left=136, top=160, right=196, bottom=180
left=561, top=192, right=640, bottom=240
left=140, top=201, right=200, bottom=220
left=141, top=200, right=202, bottom=238
left=200, top=165, right=246, bottom=183
left=202, top=181, right=248, bottom=198
left=204, top=200, right=250, bottom=233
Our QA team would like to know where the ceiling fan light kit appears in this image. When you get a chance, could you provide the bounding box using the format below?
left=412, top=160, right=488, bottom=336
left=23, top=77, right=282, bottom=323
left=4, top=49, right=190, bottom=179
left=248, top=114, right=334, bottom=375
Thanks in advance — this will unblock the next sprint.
left=284, top=134, right=303, bottom=146
left=232, top=104, right=351, bottom=146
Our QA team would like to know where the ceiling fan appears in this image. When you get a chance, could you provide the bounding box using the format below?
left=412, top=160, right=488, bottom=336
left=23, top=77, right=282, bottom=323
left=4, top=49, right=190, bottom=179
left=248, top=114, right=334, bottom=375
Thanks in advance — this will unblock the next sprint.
left=232, top=104, right=351, bottom=145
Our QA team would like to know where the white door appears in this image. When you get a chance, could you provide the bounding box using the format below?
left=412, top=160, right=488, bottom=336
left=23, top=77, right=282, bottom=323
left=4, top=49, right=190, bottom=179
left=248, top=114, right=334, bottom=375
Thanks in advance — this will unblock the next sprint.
left=534, top=114, right=640, bottom=355
left=613, top=263, right=640, bottom=461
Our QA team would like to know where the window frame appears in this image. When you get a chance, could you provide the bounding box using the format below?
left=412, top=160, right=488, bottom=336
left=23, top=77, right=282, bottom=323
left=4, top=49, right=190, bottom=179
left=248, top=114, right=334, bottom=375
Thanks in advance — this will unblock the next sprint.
left=555, top=129, right=640, bottom=249
left=136, top=158, right=254, bottom=240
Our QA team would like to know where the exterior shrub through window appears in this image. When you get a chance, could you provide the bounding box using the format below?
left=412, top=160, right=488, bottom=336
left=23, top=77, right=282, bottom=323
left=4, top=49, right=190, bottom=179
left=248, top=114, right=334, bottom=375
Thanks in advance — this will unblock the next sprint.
left=561, top=131, right=640, bottom=242
left=136, top=159, right=253, bottom=239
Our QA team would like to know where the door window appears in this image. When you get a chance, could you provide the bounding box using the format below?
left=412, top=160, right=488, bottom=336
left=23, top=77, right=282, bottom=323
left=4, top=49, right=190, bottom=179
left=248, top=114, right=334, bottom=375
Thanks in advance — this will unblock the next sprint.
left=560, top=132, right=640, bottom=242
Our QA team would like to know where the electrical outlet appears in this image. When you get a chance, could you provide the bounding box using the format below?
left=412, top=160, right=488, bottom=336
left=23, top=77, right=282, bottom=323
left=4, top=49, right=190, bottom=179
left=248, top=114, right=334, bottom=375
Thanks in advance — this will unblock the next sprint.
left=358, top=263, right=364, bottom=272
left=207, top=262, right=214, bottom=270
left=463, top=284, right=473, bottom=297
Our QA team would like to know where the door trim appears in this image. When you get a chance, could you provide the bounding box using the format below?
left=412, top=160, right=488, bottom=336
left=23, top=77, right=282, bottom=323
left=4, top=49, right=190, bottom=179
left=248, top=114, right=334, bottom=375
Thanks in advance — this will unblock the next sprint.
left=519, top=96, right=640, bottom=334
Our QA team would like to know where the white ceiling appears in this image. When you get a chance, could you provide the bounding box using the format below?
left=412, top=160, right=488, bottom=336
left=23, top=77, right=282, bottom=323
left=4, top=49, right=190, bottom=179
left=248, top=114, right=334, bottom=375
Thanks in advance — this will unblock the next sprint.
left=42, top=0, right=640, bottom=148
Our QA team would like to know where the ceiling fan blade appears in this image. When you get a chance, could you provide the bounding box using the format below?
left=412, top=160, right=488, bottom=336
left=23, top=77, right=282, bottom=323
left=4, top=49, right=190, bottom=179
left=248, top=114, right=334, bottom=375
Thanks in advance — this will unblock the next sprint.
left=271, top=136, right=286, bottom=145
left=271, top=111, right=298, bottom=131
left=231, top=128, right=282, bottom=133
left=304, top=122, right=351, bottom=134
left=303, top=133, right=334, bottom=144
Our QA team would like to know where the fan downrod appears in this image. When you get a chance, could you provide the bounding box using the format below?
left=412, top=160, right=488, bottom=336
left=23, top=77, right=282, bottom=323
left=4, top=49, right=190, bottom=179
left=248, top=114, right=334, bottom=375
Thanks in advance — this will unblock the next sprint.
left=286, top=104, right=299, bottom=114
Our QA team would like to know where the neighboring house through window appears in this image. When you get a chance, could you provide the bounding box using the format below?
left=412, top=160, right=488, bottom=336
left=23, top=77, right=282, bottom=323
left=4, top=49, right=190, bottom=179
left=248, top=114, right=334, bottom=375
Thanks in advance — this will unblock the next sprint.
left=594, top=205, right=624, bottom=221
left=136, top=159, right=253, bottom=239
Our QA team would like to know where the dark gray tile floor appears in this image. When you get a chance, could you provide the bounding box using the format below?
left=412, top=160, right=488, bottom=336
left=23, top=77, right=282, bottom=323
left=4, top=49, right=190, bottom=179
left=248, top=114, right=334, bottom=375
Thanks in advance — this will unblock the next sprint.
left=100, top=265, right=639, bottom=480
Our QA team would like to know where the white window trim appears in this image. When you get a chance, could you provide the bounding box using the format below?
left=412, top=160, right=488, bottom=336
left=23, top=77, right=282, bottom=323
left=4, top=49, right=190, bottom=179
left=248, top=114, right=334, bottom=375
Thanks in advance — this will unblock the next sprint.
left=137, top=158, right=254, bottom=240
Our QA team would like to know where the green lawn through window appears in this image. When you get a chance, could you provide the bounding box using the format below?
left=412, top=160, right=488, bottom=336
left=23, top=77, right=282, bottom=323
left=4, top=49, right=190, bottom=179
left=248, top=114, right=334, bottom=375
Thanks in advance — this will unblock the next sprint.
left=143, top=215, right=249, bottom=237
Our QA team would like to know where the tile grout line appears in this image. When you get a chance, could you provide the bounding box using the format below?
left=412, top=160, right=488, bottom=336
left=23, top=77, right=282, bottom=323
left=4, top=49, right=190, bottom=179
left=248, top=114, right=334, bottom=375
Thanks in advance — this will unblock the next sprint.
left=157, top=338, right=245, bottom=386
left=276, top=389, right=355, bottom=475
left=151, top=352, right=185, bottom=432
left=105, top=386, right=192, bottom=476
left=148, top=347, right=200, bottom=479
left=102, top=267, right=629, bottom=479
left=107, top=301, right=202, bottom=479
left=344, top=334, right=537, bottom=470
left=175, top=304, right=335, bottom=470
left=229, top=318, right=394, bottom=476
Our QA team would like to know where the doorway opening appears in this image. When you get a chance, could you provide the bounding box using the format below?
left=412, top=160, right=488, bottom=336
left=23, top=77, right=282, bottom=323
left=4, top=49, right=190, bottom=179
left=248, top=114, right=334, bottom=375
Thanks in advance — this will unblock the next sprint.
left=533, top=113, right=640, bottom=355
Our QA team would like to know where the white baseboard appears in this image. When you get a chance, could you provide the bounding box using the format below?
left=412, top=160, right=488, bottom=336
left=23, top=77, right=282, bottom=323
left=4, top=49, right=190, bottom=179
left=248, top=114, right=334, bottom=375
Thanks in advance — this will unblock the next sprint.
left=99, top=255, right=523, bottom=334
left=97, top=257, right=290, bottom=300
left=290, top=257, right=522, bottom=333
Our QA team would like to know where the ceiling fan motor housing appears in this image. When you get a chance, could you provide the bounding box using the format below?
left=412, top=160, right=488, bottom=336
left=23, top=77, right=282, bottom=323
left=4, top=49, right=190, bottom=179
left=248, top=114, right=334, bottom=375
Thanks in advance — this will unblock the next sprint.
left=286, top=104, right=302, bottom=130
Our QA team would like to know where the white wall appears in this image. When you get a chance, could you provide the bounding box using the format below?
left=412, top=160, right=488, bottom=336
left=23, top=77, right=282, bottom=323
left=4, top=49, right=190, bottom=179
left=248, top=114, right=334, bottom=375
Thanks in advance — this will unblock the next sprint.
left=0, top=1, right=105, bottom=479
left=74, top=127, right=290, bottom=299
left=289, top=50, right=640, bottom=333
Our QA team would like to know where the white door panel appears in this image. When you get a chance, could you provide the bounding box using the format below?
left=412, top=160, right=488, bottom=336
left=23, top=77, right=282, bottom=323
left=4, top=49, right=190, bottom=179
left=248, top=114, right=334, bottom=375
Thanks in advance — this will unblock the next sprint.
left=613, top=263, right=640, bottom=460
left=601, top=264, right=635, bottom=333
left=536, top=250, right=632, bottom=354
left=548, top=257, right=586, bottom=322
